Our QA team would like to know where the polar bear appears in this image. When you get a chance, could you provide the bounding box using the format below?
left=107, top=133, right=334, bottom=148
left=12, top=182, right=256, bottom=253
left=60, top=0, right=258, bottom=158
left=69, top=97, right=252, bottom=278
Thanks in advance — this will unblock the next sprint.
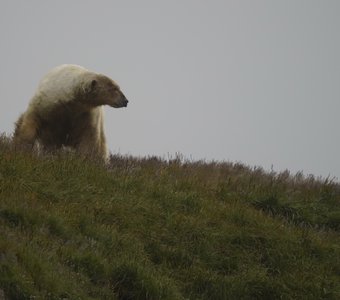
left=14, top=64, right=128, bottom=161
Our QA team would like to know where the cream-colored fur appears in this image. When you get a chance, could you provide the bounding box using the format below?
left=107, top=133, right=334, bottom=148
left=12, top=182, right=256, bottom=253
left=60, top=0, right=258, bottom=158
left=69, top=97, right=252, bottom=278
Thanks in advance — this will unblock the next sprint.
left=14, top=64, right=128, bottom=161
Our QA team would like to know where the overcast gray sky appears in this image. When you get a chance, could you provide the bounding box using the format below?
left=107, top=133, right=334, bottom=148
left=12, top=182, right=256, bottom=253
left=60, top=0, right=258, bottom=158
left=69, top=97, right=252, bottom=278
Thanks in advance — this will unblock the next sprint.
left=1, top=1, right=340, bottom=179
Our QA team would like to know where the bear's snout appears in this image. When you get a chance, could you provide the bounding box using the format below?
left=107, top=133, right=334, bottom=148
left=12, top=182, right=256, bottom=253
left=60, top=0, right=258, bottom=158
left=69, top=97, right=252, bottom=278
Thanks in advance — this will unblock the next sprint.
left=122, top=97, right=128, bottom=107
left=119, top=93, right=128, bottom=107
left=109, top=94, right=128, bottom=108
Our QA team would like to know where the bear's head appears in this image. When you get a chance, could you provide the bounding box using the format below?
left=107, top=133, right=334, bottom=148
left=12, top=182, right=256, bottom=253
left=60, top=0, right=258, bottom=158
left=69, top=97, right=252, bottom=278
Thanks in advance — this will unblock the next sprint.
left=84, top=74, right=128, bottom=108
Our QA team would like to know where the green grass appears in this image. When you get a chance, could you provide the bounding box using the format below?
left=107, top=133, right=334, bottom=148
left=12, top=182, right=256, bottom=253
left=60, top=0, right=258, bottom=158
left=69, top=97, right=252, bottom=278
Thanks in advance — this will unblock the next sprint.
left=0, top=134, right=339, bottom=299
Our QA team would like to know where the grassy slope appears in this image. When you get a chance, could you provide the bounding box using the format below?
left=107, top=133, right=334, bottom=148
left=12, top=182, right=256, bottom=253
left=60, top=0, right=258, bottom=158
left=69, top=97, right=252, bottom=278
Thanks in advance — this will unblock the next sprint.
left=0, top=136, right=339, bottom=299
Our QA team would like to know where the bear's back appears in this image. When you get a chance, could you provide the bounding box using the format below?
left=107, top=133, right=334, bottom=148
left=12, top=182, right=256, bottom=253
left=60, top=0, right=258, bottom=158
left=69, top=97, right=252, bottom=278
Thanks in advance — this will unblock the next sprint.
left=29, top=64, right=95, bottom=113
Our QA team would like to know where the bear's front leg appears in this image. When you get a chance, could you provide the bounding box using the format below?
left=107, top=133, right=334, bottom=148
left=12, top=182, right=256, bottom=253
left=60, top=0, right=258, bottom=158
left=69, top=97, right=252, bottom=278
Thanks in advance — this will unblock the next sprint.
left=72, top=109, right=108, bottom=162
left=76, top=128, right=108, bottom=162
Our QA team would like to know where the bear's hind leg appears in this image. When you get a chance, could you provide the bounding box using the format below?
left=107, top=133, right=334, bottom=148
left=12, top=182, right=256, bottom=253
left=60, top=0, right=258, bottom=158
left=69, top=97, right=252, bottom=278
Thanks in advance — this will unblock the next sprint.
left=13, top=113, right=39, bottom=148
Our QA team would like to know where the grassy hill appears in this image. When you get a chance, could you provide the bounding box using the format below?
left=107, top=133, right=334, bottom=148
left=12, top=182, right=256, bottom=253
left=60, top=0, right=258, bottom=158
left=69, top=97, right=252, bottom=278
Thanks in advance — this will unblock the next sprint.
left=0, top=134, right=339, bottom=299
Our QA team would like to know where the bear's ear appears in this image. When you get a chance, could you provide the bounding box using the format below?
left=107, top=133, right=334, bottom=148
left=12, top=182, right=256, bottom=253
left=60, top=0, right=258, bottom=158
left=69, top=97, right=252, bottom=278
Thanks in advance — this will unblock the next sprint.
left=91, top=79, right=97, bottom=90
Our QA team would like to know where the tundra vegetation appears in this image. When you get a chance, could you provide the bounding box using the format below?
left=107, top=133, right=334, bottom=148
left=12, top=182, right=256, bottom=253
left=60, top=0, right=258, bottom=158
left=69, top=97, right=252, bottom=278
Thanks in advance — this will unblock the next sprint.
left=0, top=134, right=339, bottom=299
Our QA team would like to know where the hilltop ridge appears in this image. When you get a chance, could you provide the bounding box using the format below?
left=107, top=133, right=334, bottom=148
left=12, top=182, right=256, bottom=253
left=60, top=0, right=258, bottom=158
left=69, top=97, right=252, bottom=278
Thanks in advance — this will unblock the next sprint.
left=0, top=135, right=339, bottom=299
